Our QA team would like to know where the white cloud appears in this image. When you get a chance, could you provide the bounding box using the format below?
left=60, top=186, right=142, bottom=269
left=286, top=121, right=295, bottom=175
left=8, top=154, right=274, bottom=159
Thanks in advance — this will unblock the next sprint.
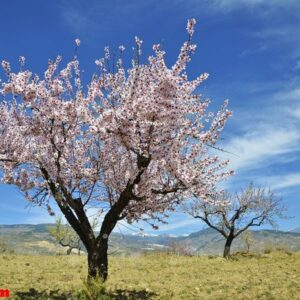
left=261, top=173, right=300, bottom=190
left=225, top=128, right=300, bottom=172
left=204, top=0, right=300, bottom=64
left=58, top=0, right=159, bottom=38
left=294, top=61, right=300, bottom=71
left=151, top=218, right=199, bottom=232
left=276, top=87, right=300, bottom=102
left=239, top=44, right=267, bottom=58
left=208, top=0, right=300, bottom=12
left=252, top=24, right=300, bottom=61
left=290, top=107, right=300, bottom=119
left=62, top=9, right=93, bottom=34
left=221, top=79, right=300, bottom=177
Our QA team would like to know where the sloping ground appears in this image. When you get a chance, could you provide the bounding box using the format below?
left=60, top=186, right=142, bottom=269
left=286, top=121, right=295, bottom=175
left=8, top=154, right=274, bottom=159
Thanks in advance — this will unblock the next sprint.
left=0, top=224, right=300, bottom=255
left=0, top=224, right=65, bottom=254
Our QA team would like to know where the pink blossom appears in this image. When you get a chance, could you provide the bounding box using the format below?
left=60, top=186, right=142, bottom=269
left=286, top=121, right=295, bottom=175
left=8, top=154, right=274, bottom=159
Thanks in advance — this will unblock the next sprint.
left=0, top=18, right=233, bottom=241
left=119, top=45, right=125, bottom=52
left=19, top=56, right=26, bottom=67
left=75, top=38, right=81, bottom=47
left=187, top=18, right=196, bottom=36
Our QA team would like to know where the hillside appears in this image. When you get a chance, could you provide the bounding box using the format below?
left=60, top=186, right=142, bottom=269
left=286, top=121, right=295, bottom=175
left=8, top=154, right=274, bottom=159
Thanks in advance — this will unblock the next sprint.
left=0, top=224, right=300, bottom=255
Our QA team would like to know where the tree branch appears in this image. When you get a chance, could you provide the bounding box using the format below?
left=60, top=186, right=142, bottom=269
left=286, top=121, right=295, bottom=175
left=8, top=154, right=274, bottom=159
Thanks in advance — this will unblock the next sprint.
left=194, top=215, right=228, bottom=238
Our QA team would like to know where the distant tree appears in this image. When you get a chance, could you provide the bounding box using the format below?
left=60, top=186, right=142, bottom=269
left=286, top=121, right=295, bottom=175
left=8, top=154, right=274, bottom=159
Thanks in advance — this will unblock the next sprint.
left=48, top=216, right=83, bottom=255
left=0, top=239, right=14, bottom=254
left=168, top=240, right=195, bottom=256
left=242, top=230, right=254, bottom=253
left=0, top=19, right=232, bottom=280
left=186, top=184, right=285, bottom=257
left=50, top=216, right=98, bottom=255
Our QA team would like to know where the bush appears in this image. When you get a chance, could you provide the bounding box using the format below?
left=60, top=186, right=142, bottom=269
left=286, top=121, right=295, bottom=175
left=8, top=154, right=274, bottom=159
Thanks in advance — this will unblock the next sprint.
left=167, top=241, right=196, bottom=256
left=0, top=239, right=14, bottom=254
left=263, top=241, right=293, bottom=255
left=263, top=241, right=273, bottom=254
left=274, top=245, right=293, bottom=256
left=77, top=276, right=109, bottom=300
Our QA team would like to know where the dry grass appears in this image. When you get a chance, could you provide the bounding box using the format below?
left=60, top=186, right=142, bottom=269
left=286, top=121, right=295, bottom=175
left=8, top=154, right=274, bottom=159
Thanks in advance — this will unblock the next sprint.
left=0, top=252, right=299, bottom=299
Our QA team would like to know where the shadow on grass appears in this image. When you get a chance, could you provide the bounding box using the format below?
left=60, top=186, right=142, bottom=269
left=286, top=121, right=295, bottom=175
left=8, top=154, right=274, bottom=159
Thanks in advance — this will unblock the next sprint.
left=15, top=288, right=73, bottom=299
left=15, top=287, right=157, bottom=299
left=106, top=288, right=157, bottom=299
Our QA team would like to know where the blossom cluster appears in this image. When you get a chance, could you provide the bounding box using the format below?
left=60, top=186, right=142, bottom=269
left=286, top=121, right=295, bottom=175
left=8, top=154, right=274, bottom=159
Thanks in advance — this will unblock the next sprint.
left=0, top=19, right=232, bottom=223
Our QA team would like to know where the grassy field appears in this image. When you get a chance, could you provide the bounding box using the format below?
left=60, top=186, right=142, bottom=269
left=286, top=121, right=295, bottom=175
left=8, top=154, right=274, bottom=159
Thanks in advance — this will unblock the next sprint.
left=0, top=252, right=299, bottom=299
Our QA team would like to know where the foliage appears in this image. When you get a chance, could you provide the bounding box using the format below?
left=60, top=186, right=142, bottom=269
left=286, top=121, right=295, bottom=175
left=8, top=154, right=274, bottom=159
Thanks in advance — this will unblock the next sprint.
left=48, top=216, right=83, bottom=255
left=77, top=277, right=109, bottom=300
left=263, top=241, right=293, bottom=255
left=0, top=239, right=14, bottom=254
left=242, top=230, right=254, bottom=253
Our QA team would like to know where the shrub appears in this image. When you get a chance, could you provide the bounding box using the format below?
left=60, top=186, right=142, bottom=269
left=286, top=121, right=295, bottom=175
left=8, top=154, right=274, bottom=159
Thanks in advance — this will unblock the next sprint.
left=77, top=276, right=109, bottom=300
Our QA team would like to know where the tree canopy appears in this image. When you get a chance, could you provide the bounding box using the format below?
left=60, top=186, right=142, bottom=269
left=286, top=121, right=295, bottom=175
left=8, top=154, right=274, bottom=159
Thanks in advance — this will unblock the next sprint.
left=0, top=19, right=232, bottom=279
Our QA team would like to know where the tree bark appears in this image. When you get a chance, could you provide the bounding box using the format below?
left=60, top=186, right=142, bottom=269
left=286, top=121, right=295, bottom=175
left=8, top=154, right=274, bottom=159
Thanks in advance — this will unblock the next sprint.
left=223, top=235, right=234, bottom=258
left=42, top=157, right=150, bottom=282
left=66, top=247, right=73, bottom=255
left=87, top=241, right=108, bottom=281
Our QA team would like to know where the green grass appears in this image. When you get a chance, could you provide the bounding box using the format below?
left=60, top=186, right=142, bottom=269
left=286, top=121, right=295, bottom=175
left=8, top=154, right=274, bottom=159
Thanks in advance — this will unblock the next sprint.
left=0, top=252, right=300, bottom=299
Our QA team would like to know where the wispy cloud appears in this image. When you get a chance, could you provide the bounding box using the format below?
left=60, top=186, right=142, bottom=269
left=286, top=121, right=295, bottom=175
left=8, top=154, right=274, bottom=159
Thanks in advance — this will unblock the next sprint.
left=260, top=173, right=300, bottom=190
left=253, top=25, right=300, bottom=58
left=207, top=0, right=300, bottom=13
left=57, top=0, right=162, bottom=39
left=62, top=8, right=93, bottom=35
left=152, top=218, right=199, bottom=232
left=239, top=44, right=267, bottom=58
left=275, top=87, right=300, bottom=103
left=294, top=60, right=300, bottom=71
left=200, top=0, right=300, bottom=65
left=225, top=129, right=300, bottom=172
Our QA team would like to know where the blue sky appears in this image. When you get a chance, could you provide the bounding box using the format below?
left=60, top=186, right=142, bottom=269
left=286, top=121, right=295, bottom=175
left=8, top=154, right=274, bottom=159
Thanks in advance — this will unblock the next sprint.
left=0, top=0, right=300, bottom=235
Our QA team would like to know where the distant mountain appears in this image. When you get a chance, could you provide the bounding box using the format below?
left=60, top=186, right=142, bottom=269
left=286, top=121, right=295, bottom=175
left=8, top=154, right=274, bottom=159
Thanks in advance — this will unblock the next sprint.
left=0, top=224, right=61, bottom=254
left=0, top=224, right=300, bottom=255
left=290, top=227, right=300, bottom=234
left=181, top=228, right=300, bottom=254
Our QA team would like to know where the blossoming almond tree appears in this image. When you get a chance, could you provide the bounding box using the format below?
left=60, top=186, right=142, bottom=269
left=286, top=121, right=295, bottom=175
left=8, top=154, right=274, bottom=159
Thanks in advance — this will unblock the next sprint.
left=186, top=184, right=285, bottom=257
left=0, top=19, right=232, bottom=280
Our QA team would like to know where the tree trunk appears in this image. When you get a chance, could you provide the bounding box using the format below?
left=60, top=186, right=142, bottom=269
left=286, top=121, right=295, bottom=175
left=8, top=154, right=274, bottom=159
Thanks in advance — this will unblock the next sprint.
left=87, top=240, right=108, bottom=281
left=246, top=242, right=250, bottom=253
left=66, top=247, right=73, bottom=255
left=223, top=236, right=234, bottom=258
left=41, top=157, right=150, bottom=284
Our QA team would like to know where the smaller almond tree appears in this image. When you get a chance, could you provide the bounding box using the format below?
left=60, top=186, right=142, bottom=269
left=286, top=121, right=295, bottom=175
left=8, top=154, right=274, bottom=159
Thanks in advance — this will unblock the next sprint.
left=186, top=184, right=285, bottom=257
left=48, top=216, right=82, bottom=255
left=48, top=216, right=98, bottom=255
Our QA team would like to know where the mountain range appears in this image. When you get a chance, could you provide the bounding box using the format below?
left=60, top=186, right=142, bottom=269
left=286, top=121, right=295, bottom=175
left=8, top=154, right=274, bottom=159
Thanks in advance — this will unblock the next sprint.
left=0, top=224, right=300, bottom=255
